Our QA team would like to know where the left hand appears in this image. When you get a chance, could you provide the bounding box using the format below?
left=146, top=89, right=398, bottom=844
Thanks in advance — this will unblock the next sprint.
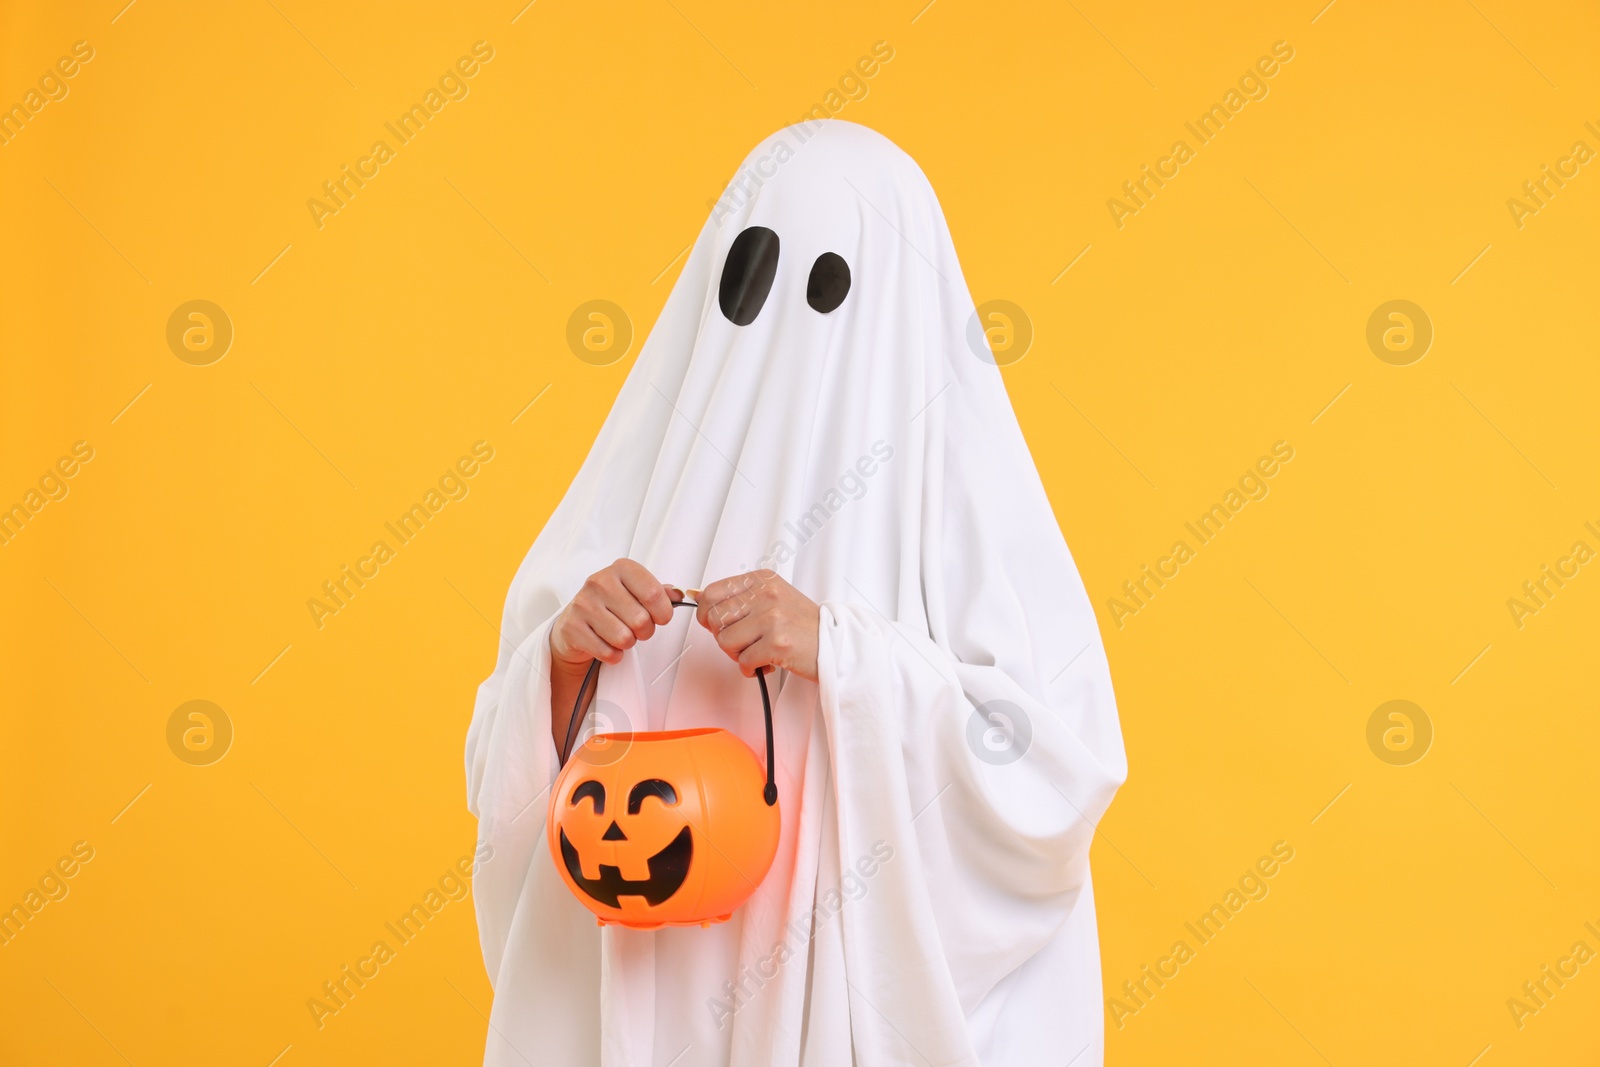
left=696, top=570, right=820, bottom=682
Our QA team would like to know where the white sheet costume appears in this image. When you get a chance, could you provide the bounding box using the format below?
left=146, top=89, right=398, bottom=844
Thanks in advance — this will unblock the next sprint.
left=465, top=120, right=1126, bottom=1066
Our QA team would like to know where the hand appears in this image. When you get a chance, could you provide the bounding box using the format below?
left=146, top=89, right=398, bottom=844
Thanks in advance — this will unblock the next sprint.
left=549, top=559, right=679, bottom=757
left=696, top=570, right=819, bottom=682
left=550, top=559, right=680, bottom=674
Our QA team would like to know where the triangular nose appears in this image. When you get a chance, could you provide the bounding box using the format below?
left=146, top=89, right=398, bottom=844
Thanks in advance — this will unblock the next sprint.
left=602, top=821, right=627, bottom=841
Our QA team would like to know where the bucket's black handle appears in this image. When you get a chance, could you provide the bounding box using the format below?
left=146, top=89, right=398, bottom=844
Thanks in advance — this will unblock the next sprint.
left=558, top=599, right=778, bottom=807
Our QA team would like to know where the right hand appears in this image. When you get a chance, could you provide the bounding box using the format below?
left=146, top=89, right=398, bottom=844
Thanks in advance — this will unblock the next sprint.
left=549, top=559, right=680, bottom=675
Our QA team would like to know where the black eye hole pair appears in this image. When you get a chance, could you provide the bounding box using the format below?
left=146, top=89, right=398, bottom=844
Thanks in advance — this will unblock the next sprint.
left=718, top=226, right=850, bottom=325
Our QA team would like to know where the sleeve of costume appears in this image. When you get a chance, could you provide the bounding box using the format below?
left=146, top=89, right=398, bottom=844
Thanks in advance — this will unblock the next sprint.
left=463, top=582, right=605, bottom=1066
left=813, top=360, right=1127, bottom=1063
left=816, top=604, right=1123, bottom=1018
left=464, top=543, right=617, bottom=1067
left=464, top=608, right=561, bottom=983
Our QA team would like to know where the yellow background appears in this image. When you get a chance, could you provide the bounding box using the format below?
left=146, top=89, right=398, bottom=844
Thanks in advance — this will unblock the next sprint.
left=2, top=0, right=1597, bottom=1063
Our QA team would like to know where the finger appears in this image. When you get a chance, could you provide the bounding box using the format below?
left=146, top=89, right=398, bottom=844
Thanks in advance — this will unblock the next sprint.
left=713, top=615, right=764, bottom=660
left=699, top=570, right=756, bottom=605
left=697, top=571, right=761, bottom=630
left=615, top=560, right=675, bottom=625
left=599, top=582, right=654, bottom=637
left=567, top=621, right=625, bottom=665
left=703, top=594, right=753, bottom=635
left=605, top=602, right=655, bottom=644
left=582, top=605, right=636, bottom=656
left=735, top=638, right=782, bottom=678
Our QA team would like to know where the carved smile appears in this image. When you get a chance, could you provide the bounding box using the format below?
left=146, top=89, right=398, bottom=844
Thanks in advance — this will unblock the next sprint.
left=559, top=825, right=693, bottom=908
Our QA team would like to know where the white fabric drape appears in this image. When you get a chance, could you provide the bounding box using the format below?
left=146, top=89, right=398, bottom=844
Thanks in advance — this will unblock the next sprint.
left=465, top=120, right=1126, bottom=1067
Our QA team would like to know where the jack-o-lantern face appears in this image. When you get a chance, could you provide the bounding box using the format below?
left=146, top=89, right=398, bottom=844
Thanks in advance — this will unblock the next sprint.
left=547, top=727, right=780, bottom=929
left=557, top=777, right=692, bottom=907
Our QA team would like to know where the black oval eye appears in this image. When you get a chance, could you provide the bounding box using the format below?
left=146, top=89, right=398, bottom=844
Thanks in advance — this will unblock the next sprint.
left=807, top=252, right=851, bottom=313
left=719, top=226, right=780, bottom=326
left=570, top=780, right=605, bottom=814
left=627, top=779, right=678, bottom=814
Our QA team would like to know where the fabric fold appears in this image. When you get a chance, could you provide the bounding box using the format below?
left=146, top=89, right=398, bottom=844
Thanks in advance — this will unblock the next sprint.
left=816, top=602, right=1122, bottom=1064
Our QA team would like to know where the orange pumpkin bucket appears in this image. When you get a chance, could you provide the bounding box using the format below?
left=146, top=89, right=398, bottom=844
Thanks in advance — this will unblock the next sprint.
left=546, top=599, right=780, bottom=929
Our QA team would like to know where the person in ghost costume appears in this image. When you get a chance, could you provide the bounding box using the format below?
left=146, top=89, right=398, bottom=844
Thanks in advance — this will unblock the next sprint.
left=464, top=120, right=1127, bottom=1066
